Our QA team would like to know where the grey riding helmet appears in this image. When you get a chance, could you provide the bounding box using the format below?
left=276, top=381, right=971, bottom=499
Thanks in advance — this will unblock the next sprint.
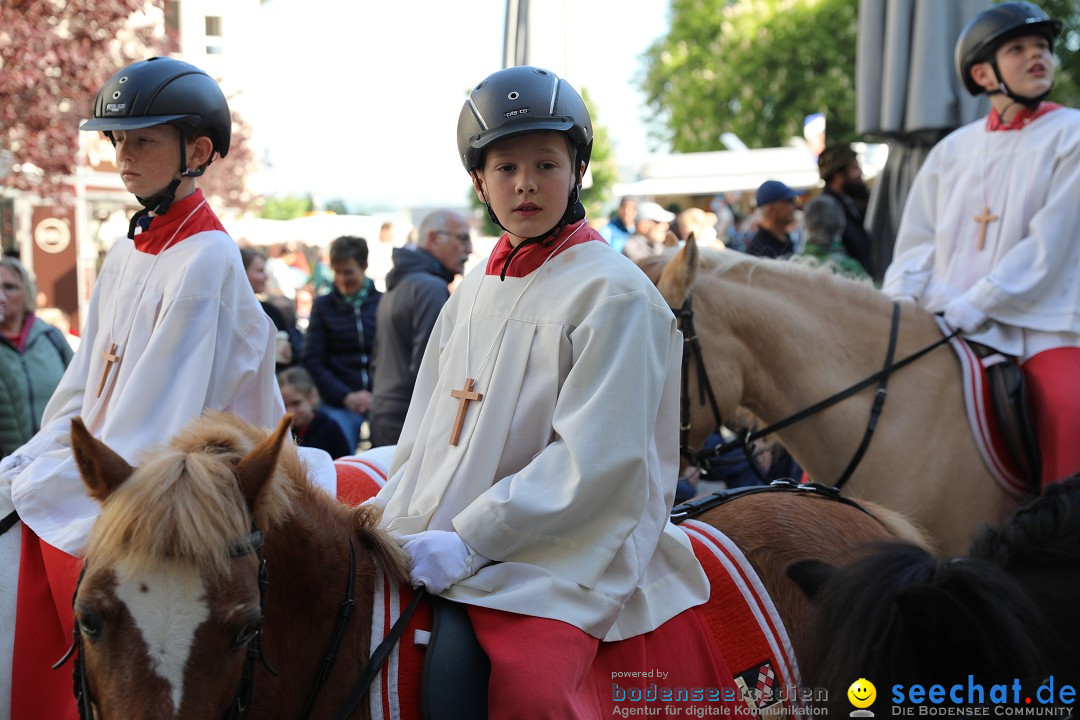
left=456, top=65, right=593, bottom=173
left=954, top=1, right=1061, bottom=98
left=81, top=56, right=231, bottom=160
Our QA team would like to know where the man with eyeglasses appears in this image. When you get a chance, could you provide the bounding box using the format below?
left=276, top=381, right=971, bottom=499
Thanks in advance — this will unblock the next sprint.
left=370, top=209, right=472, bottom=446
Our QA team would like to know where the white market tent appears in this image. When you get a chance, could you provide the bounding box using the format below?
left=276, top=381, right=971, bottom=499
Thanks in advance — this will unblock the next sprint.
left=228, top=213, right=386, bottom=249
left=613, top=143, right=888, bottom=205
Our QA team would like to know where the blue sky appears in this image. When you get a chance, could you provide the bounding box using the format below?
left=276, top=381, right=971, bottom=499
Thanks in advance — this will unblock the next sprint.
left=246, top=0, right=671, bottom=210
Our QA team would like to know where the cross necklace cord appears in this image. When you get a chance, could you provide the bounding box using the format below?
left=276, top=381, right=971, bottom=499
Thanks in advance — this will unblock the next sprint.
left=975, top=110, right=1036, bottom=252
left=449, top=223, right=585, bottom=446
left=96, top=199, right=206, bottom=398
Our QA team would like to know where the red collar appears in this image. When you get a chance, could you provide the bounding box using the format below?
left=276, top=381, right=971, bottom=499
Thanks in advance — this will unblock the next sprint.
left=986, top=102, right=1060, bottom=132
left=133, top=190, right=226, bottom=254
left=485, top=221, right=602, bottom=278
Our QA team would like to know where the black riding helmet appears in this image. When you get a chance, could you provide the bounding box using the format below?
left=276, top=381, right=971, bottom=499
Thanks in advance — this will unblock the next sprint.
left=457, top=66, right=593, bottom=273
left=81, top=57, right=231, bottom=233
left=955, top=2, right=1061, bottom=106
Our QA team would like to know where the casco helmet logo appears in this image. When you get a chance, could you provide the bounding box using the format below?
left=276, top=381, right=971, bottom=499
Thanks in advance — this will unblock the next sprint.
left=105, top=103, right=127, bottom=114
left=504, top=107, right=530, bottom=118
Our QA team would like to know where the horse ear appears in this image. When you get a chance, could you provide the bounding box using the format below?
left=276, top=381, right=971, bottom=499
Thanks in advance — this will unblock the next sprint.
left=785, top=558, right=838, bottom=601
left=70, top=417, right=134, bottom=502
left=656, top=233, right=698, bottom=308
left=235, top=414, right=293, bottom=513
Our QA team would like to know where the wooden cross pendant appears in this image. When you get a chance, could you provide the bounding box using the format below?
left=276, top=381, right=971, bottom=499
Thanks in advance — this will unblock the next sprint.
left=97, top=342, right=121, bottom=398
left=974, top=206, right=999, bottom=251
left=449, top=377, right=483, bottom=446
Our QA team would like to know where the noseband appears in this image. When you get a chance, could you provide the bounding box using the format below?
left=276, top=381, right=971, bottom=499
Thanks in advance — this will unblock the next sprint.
left=677, top=298, right=957, bottom=489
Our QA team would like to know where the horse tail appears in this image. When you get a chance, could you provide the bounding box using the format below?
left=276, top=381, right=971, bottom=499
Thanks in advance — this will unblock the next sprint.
left=858, top=500, right=935, bottom=551
left=350, top=504, right=410, bottom=586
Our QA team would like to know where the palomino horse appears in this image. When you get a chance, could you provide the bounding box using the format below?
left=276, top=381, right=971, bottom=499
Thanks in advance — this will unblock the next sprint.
left=637, top=238, right=1023, bottom=554
left=55, top=411, right=924, bottom=718
left=786, top=475, right=1080, bottom=712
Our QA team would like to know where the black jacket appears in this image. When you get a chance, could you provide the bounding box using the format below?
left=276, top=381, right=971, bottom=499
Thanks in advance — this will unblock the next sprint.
left=302, top=281, right=381, bottom=407
left=369, top=247, right=455, bottom=446
left=823, top=186, right=873, bottom=274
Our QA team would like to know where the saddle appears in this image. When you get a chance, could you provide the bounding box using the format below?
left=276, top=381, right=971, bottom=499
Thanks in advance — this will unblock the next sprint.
left=419, top=597, right=489, bottom=720
left=968, top=341, right=1041, bottom=487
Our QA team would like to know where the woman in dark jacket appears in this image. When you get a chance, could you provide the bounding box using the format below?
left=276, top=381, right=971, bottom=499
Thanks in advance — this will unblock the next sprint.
left=302, top=236, right=380, bottom=449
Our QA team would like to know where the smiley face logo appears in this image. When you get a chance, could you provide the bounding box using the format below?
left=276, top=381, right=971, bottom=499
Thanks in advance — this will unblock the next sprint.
left=848, top=678, right=877, bottom=709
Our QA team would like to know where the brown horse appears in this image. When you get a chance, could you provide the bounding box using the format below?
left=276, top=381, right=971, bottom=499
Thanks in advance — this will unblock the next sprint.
left=785, top=475, right=1080, bottom=711
left=637, top=238, right=1025, bottom=554
left=67, top=412, right=923, bottom=718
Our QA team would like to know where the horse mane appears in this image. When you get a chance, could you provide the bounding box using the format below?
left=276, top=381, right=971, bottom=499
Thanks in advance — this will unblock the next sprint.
left=969, top=475, right=1080, bottom=683
left=798, top=542, right=1047, bottom=699
left=857, top=500, right=933, bottom=550
left=638, top=246, right=883, bottom=308
left=84, top=412, right=408, bottom=587
left=85, top=413, right=298, bottom=579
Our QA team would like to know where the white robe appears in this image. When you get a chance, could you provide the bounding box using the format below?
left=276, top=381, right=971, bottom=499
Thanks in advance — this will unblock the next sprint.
left=882, top=107, right=1080, bottom=358
left=1, top=230, right=314, bottom=555
left=375, top=237, right=709, bottom=641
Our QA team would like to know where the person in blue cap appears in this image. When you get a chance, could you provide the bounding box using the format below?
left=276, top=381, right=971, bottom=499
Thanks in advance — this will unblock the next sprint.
left=747, top=179, right=800, bottom=259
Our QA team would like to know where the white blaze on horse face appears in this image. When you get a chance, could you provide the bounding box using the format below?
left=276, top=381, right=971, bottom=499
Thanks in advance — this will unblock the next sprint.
left=115, top=561, right=209, bottom=716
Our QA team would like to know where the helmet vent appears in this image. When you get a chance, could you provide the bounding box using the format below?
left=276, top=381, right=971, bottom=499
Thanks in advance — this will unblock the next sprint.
left=112, top=91, right=122, bottom=99
left=507, top=91, right=520, bottom=100
left=118, top=76, right=128, bottom=84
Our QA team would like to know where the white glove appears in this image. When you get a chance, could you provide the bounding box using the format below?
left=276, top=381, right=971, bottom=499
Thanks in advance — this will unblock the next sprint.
left=398, top=530, right=491, bottom=594
left=944, top=297, right=989, bottom=334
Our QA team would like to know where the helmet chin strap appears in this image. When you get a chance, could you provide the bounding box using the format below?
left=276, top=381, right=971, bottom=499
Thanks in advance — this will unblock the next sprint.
left=472, top=148, right=589, bottom=280
left=126, top=134, right=207, bottom=239
left=987, top=61, right=1051, bottom=109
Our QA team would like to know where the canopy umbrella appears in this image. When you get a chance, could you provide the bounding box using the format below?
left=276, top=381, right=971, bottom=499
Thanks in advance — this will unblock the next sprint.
left=856, top=0, right=992, bottom=280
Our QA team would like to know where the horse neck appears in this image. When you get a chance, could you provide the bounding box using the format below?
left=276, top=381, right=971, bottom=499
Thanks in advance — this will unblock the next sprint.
left=254, top=486, right=376, bottom=715
left=704, top=262, right=882, bottom=423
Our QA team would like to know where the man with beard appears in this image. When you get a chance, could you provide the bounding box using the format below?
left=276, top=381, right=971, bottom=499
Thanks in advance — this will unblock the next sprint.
left=818, top=144, right=874, bottom=275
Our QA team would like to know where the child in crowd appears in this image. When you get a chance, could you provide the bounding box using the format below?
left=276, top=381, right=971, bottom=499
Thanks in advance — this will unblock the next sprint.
left=0, top=57, right=332, bottom=720
left=278, top=366, right=352, bottom=459
left=883, top=2, right=1080, bottom=487
left=372, top=65, right=739, bottom=718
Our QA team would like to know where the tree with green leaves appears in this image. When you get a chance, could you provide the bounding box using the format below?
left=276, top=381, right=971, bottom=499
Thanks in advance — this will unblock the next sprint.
left=261, top=194, right=314, bottom=220
left=640, top=0, right=860, bottom=151
left=467, top=86, right=616, bottom=235
left=1032, top=0, right=1080, bottom=107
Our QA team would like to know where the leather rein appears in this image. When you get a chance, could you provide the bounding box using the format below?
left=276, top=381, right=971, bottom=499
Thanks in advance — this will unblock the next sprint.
left=678, top=297, right=958, bottom=489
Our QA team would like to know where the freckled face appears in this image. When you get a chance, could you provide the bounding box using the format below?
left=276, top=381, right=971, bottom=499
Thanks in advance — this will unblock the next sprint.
left=113, top=125, right=186, bottom=198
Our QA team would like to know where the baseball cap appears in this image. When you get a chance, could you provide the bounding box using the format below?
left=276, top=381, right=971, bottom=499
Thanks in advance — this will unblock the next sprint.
left=756, top=180, right=799, bottom=207
left=637, top=201, right=676, bottom=224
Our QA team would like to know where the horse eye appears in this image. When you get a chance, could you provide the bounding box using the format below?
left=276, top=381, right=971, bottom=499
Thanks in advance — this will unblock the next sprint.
left=78, top=612, right=103, bottom=639
left=233, top=623, right=258, bottom=647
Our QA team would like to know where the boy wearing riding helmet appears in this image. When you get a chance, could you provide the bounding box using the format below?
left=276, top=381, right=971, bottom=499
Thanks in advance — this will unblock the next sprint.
left=883, top=2, right=1080, bottom=488
left=0, top=57, right=332, bottom=720
left=373, top=66, right=739, bottom=718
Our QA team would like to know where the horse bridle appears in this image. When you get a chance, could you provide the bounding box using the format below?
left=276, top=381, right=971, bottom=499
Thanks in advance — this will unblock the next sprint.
left=677, top=297, right=958, bottom=489
left=55, top=529, right=276, bottom=720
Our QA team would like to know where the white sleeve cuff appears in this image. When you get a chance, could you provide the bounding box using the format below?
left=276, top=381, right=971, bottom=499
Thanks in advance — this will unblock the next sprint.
left=944, top=297, right=989, bottom=334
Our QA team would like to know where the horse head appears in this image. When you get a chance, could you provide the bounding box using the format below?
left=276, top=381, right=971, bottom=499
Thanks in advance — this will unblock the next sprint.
left=787, top=543, right=1050, bottom=710
left=69, top=413, right=295, bottom=719
left=969, top=475, right=1080, bottom=686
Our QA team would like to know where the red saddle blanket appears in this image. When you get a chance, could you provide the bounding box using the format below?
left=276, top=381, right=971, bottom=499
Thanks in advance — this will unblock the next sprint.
left=334, top=456, right=804, bottom=718
left=935, top=317, right=1031, bottom=497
